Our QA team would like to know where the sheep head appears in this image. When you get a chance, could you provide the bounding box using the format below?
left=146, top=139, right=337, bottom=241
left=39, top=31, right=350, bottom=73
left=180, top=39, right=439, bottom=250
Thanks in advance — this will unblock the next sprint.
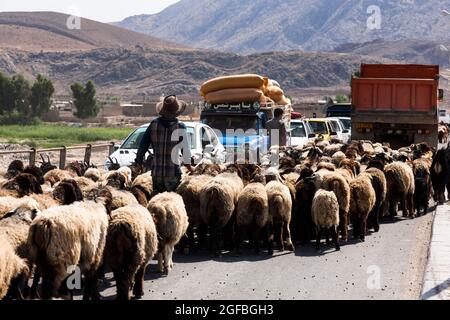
left=53, top=179, right=84, bottom=205
left=87, top=187, right=113, bottom=215
left=5, top=160, right=24, bottom=179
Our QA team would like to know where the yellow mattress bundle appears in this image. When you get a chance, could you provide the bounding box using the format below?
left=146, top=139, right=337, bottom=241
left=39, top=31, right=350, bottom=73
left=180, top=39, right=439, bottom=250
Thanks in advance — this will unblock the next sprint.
left=200, top=74, right=290, bottom=105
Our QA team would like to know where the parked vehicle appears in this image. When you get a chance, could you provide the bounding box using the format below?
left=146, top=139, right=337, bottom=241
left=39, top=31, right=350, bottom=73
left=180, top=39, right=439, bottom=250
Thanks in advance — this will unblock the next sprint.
left=105, top=122, right=226, bottom=169
left=351, top=64, right=443, bottom=149
left=327, top=117, right=351, bottom=143
left=290, top=120, right=316, bottom=148
left=305, top=118, right=338, bottom=141
left=326, top=103, right=352, bottom=117
left=439, top=109, right=450, bottom=124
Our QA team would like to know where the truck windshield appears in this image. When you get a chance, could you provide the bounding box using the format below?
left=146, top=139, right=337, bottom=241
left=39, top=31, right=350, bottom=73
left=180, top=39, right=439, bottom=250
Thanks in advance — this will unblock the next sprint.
left=203, top=116, right=259, bottom=135
left=330, top=120, right=341, bottom=133
left=291, top=122, right=307, bottom=138
left=308, top=121, right=328, bottom=134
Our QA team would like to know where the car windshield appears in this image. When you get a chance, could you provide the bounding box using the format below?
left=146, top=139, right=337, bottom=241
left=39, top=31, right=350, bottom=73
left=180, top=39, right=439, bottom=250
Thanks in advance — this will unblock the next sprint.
left=291, top=122, right=307, bottom=138
left=340, top=119, right=351, bottom=130
left=120, top=126, right=195, bottom=150
left=202, top=116, right=260, bottom=136
left=308, top=121, right=328, bottom=134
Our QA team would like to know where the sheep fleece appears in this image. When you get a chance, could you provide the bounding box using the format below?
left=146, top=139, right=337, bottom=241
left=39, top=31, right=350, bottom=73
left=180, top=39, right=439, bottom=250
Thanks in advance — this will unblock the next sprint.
left=148, top=192, right=189, bottom=246
left=311, top=190, right=340, bottom=228
left=237, top=183, right=269, bottom=228
left=28, top=201, right=109, bottom=286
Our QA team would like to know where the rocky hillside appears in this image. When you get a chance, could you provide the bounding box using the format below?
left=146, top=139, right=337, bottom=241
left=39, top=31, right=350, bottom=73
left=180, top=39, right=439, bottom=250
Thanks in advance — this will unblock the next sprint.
left=0, top=47, right=388, bottom=100
left=117, top=0, right=450, bottom=54
left=0, top=11, right=187, bottom=52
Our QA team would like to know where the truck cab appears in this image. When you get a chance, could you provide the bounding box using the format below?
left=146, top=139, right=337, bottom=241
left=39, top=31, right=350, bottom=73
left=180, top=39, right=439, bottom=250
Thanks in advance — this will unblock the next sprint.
left=201, top=101, right=291, bottom=162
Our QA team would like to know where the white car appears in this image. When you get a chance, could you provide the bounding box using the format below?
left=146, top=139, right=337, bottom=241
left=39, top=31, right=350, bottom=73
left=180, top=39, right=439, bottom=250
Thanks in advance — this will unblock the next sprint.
left=289, top=120, right=316, bottom=148
left=327, top=117, right=351, bottom=143
left=439, top=109, right=450, bottom=124
left=105, top=122, right=226, bottom=169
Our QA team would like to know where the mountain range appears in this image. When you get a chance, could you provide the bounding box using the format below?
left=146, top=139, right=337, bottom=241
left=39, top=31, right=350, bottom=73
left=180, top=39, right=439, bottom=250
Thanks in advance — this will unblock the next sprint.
left=117, top=0, right=450, bottom=54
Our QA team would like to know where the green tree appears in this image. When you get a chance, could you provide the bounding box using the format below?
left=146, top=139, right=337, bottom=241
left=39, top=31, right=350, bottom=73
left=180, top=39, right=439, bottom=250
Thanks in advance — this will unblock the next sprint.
left=11, top=75, right=32, bottom=116
left=31, top=74, right=55, bottom=118
left=71, top=80, right=101, bottom=119
left=0, top=72, right=15, bottom=115
left=335, top=94, right=349, bottom=103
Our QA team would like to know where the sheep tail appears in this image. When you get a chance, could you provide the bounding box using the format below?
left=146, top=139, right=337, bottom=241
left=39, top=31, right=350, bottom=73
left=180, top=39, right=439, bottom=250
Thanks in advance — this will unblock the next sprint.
left=250, top=198, right=264, bottom=226
left=272, top=195, right=284, bottom=214
left=106, top=223, right=139, bottom=269
left=29, top=219, right=53, bottom=252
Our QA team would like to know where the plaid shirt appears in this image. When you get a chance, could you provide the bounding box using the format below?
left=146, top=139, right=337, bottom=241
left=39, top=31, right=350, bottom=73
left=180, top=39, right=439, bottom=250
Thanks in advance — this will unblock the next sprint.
left=136, top=117, right=192, bottom=178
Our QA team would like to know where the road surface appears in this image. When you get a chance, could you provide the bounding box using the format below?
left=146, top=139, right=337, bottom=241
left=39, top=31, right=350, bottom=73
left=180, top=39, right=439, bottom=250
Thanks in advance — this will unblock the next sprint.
left=74, top=209, right=434, bottom=301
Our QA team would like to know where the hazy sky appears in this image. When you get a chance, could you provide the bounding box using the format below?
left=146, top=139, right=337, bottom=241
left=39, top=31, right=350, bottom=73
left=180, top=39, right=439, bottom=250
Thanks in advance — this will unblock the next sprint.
left=0, top=0, right=180, bottom=22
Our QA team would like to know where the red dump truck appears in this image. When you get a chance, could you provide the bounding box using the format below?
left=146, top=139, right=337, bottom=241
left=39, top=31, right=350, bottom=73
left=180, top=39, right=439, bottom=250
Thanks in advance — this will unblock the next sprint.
left=351, top=64, right=444, bottom=148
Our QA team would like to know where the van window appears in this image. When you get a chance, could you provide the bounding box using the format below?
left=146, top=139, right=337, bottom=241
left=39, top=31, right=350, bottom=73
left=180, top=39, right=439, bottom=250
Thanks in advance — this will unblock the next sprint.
left=308, top=121, right=328, bottom=134
left=121, top=128, right=147, bottom=150
left=330, top=120, right=341, bottom=133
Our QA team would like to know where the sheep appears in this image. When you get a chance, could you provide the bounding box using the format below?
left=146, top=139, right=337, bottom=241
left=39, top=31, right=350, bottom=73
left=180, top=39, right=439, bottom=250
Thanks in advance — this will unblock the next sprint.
left=4, top=160, right=24, bottom=179
left=311, top=190, right=340, bottom=251
left=430, top=149, right=449, bottom=204
left=349, top=174, right=376, bottom=241
left=332, top=151, right=346, bottom=167
left=44, top=169, right=76, bottom=187
left=39, top=155, right=57, bottom=175
left=322, top=172, right=350, bottom=241
left=0, top=201, right=41, bottom=259
left=105, top=204, right=158, bottom=300
left=336, top=158, right=360, bottom=184
left=385, top=162, right=415, bottom=218
left=101, top=171, right=139, bottom=210
left=27, top=187, right=112, bottom=300
left=0, top=236, right=30, bottom=300
left=265, top=175, right=294, bottom=253
left=65, top=161, right=89, bottom=177
left=176, top=174, right=214, bottom=253
left=413, top=159, right=432, bottom=216
left=0, top=197, right=40, bottom=219
left=364, top=168, right=387, bottom=231
left=147, top=192, right=189, bottom=274
left=28, top=179, right=84, bottom=211
left=200, top=165, right=245, bottom=256
left=295, top=168, right=316, bottom=245
left=324, top=144, right=344, bottom=157
left=84, top=168, right=102, bottom=182
left=23, top=166, right=45, bottom=185
left=69, top=177, right=97, bottom=198
left=0, top=173, right=43, bottom=198
left=130, top=172, right=153, bottom=207
left=236, top=180, right=269, bottom=254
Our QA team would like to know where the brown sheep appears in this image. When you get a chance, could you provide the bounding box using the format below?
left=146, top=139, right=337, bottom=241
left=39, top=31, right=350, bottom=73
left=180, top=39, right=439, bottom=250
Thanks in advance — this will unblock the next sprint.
left=0, top=173, right=43, bottom=198
left=385, top=162, right=415, bottom=218
left=265, top=179, right=294, bottom=253
left=365, top=168, right=387, bottom=231
left=236, top=181, right=269, bottom=255
left=349, top=174, right=376, bottom=241
left=44, top=169, right=76, bottom=187
left=105, top=204, right=158, bottom=300
left=322, top=172, right=351, bottom=241
left=147, top=192, right=189, bottom=274
left=200, top=166, right=244, bottom=256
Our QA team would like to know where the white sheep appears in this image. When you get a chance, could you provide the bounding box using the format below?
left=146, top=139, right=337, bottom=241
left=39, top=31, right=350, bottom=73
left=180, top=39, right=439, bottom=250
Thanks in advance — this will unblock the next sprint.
left=27, top=188, right=112, bottom=300
left=147, top=192, right=189, bottom=274
left=311, top=189, right=340, bottom=251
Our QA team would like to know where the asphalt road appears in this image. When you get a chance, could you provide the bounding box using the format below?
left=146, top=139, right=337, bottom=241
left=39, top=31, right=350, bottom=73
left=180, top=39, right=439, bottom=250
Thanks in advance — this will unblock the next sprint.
left=75, top=210, right=434, bottom=301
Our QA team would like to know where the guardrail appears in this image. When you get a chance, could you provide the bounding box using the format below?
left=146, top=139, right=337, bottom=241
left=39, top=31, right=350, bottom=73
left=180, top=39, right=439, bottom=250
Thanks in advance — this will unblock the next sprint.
left=0, top=142, right=116, bottom=169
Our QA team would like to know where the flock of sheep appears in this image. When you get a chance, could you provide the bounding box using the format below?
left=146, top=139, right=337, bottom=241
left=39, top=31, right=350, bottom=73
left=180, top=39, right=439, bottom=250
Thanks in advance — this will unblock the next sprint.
left=0, top=137, right=442, bottom=300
